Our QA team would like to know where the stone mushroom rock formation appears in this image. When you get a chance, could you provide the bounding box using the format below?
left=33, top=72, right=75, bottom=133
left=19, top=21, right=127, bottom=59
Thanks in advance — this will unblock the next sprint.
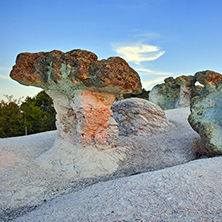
left=194, top=70, right=222, bottom=96
left=188, top=70, right=222, bottom=155
left=149, top=75, right=197, bottom=110
left=112, top=98, right=172, bottom=136
left=10, top=49, right=142, bottom=177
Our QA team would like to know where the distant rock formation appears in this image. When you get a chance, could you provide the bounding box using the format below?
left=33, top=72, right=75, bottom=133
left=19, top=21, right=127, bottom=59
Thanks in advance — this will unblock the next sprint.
left=149, top=75, right=197, bottom=110
left=10, top=49, right=142, bottom=177
left=112, top=98, right=172, bottom=136
left=194, top=70, right=222, bottom=96
left=188, top=70, right=222, bottom=156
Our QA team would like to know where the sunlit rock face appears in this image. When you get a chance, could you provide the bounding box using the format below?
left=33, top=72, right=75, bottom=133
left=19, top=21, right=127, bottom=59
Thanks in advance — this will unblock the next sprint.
left=10, top=49, right=142, bottom=177
left=188, top=70, right=222, bottom=156
left=47, top=90, right=118, bottom=148
left=149, top=75, right=197, bottom=110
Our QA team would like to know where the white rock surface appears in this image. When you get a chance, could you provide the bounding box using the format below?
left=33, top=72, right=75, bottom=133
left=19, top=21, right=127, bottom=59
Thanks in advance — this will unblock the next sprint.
left=0, top=107, right=203, bottom=221
left=12, top=156, right=222, bottom=222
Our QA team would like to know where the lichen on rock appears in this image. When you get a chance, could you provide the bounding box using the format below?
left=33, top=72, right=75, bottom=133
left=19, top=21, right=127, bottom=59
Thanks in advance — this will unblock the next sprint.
left=10, top=49, right=142, bottom=95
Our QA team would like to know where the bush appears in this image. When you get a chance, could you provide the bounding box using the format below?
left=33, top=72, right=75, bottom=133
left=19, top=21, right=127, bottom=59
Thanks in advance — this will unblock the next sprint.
left=123, top=88, right=150, bottom=100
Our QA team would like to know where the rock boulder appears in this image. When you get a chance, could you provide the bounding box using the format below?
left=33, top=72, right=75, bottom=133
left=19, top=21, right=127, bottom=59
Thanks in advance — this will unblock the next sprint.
left=188, top=70, right=222, bottom=155
left=112, top=98, right=172, bottom=136
left=194, top=70, right=222, bottom=95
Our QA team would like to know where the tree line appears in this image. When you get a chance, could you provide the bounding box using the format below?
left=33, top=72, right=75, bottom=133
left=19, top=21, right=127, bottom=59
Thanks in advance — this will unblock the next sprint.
left=0, top=91, right=56, bottom=138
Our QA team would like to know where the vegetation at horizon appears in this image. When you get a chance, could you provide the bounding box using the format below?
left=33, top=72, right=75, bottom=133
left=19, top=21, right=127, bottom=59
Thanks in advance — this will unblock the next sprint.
left=0, top=91, right=56, bottom=138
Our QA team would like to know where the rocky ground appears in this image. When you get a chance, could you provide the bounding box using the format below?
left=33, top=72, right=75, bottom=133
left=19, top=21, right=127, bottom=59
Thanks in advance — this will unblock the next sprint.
left=12, top=156, right=222, bottom=222
left=0, top=107, right=221, bottom=221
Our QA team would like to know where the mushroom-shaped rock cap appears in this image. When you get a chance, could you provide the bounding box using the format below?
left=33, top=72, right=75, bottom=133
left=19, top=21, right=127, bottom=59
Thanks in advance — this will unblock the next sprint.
left=195, top=70, right=222, bottom=86
left=163, top=75, right=196, bottom=87
left=175, top=75, right=196, bottom=86
left=10, top=49, right=142, bottom=95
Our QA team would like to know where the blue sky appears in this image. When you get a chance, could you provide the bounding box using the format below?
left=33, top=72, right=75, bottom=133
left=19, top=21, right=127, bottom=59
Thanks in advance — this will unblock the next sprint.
left=0, top=0, right=222, bottom=101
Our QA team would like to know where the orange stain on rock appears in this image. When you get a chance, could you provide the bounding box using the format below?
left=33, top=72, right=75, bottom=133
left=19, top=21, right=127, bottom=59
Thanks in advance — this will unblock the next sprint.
left=78, top=90, right=116, bottom=142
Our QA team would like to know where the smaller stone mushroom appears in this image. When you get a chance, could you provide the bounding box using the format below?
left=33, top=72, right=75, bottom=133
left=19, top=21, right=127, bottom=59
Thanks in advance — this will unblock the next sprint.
left=10, top=49, right=142, bottom=176
left=175, top=75, right=196, bottom=107
left=149, top=75, right=196, bottom=110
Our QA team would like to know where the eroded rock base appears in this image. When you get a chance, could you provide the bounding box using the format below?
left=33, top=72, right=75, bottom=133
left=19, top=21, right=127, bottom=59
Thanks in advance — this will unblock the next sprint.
left=36, top=89, right=123, bottom=177
left=36, top=140, right=125, bottom=178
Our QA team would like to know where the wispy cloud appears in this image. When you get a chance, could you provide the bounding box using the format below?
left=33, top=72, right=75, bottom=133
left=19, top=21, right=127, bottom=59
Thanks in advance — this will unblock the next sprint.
left=0, top=67, right=10, bottom=71
left=113, top=43, right=165, bottom=65
left=142, top=77, right=166, bottom=89
left=136, top=68, right=172, bottom=76
left=0, top=74, right=10, bottom=80
left=132, top=32, right=161, bottom=43
left=0, top=67, right=11, bottom=80
left=112, top=40, right=172, bottom=89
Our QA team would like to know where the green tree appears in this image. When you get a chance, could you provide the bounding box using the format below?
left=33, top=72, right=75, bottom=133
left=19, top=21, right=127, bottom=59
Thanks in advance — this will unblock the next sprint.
left=123, top=88, right=150, bottom=100
left=0, top=91, right=56, bottom=138
left=0, top=100, right=23, bottom=138
left=21, top=97, right=44, bottom=134
left=21, top=91, right=56, bottom=134
left=35, top=91, right=56, bottom=131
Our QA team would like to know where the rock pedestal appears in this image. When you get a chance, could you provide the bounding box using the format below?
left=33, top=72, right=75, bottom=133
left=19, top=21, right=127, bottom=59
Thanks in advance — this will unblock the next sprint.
left=47, top=89, right=118, bottom=149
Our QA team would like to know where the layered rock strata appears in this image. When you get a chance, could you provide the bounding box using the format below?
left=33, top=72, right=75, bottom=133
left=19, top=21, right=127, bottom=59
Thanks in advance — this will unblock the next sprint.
left=112, top=98, right=172, bottom=136
left=149, top=75, right=197, bottom=110
left=10, top=49, right=142, bottom=176
left=188, top=70, right=222, bottom=155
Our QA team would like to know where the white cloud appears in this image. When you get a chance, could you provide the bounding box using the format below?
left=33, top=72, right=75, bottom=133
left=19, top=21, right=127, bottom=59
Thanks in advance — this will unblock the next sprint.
left=0, top=66, right=10, bottom=70
left=114, top=43, right=165, bottom=65
left=0, top=66, right=11, bottom=80
left=0, top=74, right=10, bottom=80
left=0, top=67, right=11, bottom=80
left=142, top=77, right=166, bottom=89
left=133, top=32, right=160, bottom=40
left=136, top=67, right=172, bottom=76
left=113, top=41, right=172, bottom=90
